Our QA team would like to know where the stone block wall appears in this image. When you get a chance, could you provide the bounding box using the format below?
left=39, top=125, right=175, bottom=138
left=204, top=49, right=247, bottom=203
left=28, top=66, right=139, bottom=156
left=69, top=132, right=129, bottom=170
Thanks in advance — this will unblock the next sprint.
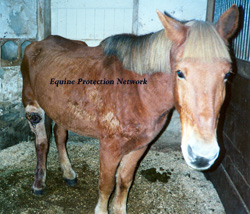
left=0, top=66, right=33, bottom=149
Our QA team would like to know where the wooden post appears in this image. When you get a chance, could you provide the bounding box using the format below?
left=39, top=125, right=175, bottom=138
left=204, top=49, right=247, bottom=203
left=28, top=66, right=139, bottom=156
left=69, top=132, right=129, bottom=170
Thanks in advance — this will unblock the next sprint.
left=206, top=0, right=215, bottom=22
left=132, top=0, right=139, bottom=35
left=37, top=0, right=51, bottom=41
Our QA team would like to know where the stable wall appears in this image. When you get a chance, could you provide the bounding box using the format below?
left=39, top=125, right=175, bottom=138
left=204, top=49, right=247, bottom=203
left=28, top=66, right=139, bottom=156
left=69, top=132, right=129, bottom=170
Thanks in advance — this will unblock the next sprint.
left=0, top=0, right=37, bottom=39
left=51, top=0, right=207, bottom=46
left=205, top=1, right=250, bottom=213
left=0, top=0, right=50, bottom=149
left=0, top=0, right=38, bottom=149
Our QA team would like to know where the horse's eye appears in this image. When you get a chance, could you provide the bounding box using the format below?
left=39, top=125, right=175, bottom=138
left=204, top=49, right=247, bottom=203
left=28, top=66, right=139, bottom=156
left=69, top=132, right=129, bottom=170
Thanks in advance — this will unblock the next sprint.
left=177, top=70, right=185, bottom=79
left=224, top=72, right=231, bottom=81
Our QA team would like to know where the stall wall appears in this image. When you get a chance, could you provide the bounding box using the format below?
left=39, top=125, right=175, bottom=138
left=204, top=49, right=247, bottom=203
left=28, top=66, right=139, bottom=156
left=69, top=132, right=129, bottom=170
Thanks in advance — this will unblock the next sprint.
left=205, top=1, right=250, bottom=213
left=0, top=0, right=38, bottom=149
left=0, top=0, right=37, bottom=39
left=51, top=0, right=207, bottom=46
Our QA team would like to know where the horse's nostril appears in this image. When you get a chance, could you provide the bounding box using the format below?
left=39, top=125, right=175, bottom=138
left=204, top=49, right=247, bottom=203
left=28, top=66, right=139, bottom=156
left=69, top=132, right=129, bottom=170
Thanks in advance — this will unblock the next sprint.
left=186, top=145, right=218, bottom=169
left=191, top=157, right=210, bottom=168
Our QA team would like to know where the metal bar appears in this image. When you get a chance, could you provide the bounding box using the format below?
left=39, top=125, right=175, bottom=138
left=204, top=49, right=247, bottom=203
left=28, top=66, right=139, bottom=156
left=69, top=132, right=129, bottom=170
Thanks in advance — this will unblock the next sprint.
left=132, top=0, right=139, bottom=35
left=206, top=0, right=216, bottom=22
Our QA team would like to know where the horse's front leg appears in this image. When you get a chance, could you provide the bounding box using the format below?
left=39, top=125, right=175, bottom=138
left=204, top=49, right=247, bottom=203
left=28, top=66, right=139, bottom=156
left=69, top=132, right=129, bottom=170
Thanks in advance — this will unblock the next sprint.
left=112, top=146, right=148, bottom=214
left=25, top=105, right=51, bottom=195
left=95, top=138, right=123, bottom=214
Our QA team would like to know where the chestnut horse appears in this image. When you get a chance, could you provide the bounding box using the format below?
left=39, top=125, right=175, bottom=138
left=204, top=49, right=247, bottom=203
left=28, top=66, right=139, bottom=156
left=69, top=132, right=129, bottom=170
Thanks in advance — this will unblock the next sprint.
left=21, top=5, right=238, bottom=214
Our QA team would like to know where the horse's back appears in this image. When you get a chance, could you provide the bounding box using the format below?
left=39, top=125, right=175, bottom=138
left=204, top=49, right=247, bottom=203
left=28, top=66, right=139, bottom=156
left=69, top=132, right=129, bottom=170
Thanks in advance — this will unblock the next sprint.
left=21, top=36, right=87, bottom=107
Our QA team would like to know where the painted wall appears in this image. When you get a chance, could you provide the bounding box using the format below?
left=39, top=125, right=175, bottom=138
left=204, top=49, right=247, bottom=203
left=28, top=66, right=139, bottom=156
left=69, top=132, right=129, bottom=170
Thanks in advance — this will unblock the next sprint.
left=51, top=0, right=207, bottom=46
left=0, top=0, right=37, bottom=39
left=0, top=0, right=36, bottom=63
left=51, top=0, right=134, bottom=46
left=137, top=0, right=207, bottom=35
left=0, top=1, right=37, bottom=149
left=0, top=66, right=33, bottom=149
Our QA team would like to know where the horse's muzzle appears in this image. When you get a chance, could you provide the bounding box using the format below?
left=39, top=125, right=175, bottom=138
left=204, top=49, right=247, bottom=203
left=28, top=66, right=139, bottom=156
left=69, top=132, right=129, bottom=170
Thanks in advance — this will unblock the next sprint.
left=186, top=145, right=219, bottom=170
left=181, top=137, right=220, bottom=171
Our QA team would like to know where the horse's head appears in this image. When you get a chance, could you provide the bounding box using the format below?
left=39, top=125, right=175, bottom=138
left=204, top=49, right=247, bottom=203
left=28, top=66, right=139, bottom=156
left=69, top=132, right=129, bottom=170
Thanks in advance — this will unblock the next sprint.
left=157, top=5, right=239, bottom=170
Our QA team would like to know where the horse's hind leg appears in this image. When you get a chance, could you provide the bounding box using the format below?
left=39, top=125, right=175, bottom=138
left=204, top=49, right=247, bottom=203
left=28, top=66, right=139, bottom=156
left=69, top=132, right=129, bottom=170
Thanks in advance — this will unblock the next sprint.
left=25, top=104, right=51, bottom=195
left=112, top=146, right=148, bottom=214
left=54, top=123, right=77, bottom=185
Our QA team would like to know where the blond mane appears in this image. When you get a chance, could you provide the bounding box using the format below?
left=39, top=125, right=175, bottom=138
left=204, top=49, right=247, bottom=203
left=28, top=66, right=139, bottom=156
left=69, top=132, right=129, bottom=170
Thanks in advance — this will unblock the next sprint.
left=101, top=30, right=172, bottom=75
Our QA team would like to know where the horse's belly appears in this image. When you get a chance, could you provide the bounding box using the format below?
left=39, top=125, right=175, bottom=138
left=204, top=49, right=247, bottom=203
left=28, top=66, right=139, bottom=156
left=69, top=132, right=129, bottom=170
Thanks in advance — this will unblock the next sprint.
left=49, top=103, right=99, bottom=138
left=35, top=84, right=100, bottom=138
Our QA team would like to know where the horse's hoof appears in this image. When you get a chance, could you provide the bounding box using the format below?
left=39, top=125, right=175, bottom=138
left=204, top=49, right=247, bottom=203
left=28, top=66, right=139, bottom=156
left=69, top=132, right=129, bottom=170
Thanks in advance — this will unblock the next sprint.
left=33, top=189, right=44, bottom=195
left=64, top=178, right=77, bottom=186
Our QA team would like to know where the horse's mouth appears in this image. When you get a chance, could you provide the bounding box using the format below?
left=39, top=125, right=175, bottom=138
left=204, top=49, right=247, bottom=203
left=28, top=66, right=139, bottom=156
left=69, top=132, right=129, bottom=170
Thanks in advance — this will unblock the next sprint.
left=184, top=151, right=219, bottom=171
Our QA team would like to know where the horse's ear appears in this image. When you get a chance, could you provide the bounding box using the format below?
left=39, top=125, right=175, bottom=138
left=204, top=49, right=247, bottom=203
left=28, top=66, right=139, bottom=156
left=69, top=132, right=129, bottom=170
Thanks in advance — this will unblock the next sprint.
left=215, top=4, right=239, bottom=42
left=156, top=10, right=187, bottom=45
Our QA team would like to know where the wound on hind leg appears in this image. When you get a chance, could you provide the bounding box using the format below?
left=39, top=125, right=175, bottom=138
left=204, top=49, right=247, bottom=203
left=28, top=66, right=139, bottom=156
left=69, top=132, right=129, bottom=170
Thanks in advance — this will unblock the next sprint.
left=25, top=112, right=42, bottom=125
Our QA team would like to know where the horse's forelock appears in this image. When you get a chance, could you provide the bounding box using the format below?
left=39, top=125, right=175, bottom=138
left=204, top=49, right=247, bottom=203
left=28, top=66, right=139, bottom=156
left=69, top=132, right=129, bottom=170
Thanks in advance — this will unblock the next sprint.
left=182, top=21, right=231, bottom=62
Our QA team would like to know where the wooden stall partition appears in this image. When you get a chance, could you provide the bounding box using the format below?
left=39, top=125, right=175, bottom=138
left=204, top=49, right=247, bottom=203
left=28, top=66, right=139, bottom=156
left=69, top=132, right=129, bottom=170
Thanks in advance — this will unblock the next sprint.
left=205, top=1, right=250, bottom=213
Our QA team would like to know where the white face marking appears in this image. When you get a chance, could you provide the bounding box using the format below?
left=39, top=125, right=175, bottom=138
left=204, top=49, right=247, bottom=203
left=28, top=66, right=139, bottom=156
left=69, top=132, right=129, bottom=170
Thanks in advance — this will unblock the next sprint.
left=181, top=123, right=220, bottom=170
